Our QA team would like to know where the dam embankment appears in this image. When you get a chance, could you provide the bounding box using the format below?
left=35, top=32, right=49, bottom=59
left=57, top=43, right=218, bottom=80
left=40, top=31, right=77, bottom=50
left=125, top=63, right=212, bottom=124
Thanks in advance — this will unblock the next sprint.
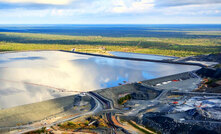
left=60, top=50, right=206, bottom=68
left=0, top=95, right=77, bottom=128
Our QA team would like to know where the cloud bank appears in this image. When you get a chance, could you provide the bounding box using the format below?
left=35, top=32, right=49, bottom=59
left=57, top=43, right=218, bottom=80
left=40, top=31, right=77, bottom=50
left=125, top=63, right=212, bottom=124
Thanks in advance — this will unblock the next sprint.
left=0, top=0, right=220, bottom=24
left=0, top=0, right=220, bottom=10
left=155, top=0, right=221, bottom=7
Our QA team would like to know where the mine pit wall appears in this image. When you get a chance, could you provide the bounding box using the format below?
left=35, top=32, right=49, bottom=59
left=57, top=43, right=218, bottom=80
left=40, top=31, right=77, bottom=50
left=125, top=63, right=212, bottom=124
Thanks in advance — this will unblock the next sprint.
left=0, top=95, right=79, bottom=129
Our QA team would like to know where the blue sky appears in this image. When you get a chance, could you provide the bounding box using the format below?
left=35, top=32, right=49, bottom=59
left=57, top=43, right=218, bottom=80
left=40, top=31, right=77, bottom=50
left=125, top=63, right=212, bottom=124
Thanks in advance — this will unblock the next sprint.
left=0, top=0, right=221, bottom=24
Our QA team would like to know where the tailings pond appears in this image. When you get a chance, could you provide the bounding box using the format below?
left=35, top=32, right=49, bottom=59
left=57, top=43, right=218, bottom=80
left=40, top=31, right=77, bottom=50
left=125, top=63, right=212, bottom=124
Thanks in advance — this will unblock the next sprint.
left=0, top=51, right=200, bottom=109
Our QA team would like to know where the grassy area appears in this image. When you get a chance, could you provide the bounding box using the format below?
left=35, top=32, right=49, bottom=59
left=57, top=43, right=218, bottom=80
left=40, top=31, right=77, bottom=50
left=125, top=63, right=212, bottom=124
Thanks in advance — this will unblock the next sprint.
left=128, top=120, right=158, bottom=134
left=57, top=116, right=108, bottom=130
left=186, top=31, right=221, bottom=36
left=24, top=127, right=46, bottom=134
left=0, top=32, right=220, bottom=57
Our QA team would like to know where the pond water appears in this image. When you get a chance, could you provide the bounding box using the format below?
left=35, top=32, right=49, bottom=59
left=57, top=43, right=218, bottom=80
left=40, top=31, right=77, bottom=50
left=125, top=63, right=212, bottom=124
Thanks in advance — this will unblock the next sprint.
left=0, top=51, right=200, bottom=109
left=110, top=51, right=177, bottom=60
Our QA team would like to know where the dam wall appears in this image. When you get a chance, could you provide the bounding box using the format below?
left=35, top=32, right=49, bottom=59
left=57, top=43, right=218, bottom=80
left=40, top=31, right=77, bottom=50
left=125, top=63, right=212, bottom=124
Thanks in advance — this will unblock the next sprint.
left=0, top=95, right=77, bottom=128
left=141, top=72, right=193, bottom=86
left=60, top=50, right=206, bottom=67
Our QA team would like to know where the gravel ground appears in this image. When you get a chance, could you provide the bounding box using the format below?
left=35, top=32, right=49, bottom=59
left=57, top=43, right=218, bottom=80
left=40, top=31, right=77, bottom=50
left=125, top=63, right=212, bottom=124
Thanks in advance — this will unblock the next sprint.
left=153, top=78, right=201, bottom=92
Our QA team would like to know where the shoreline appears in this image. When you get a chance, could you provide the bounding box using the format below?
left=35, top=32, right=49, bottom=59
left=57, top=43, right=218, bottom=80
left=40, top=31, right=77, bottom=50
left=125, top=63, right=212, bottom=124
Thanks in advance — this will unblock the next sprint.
left=61, top=50, right=206, bottom=67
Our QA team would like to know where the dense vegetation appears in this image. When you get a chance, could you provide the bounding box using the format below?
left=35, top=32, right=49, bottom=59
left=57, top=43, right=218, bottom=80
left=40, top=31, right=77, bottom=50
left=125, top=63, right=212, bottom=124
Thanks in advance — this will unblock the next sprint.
left=1, top=24, right=221, bottom=38
left=0, top=30, right=220, bottom=57
left=118, top=94, right=132, bottom=104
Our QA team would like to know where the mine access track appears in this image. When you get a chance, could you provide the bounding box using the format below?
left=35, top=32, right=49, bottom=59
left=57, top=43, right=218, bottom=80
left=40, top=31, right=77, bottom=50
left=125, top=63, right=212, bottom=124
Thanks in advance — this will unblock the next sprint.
left=88, top=92, right=131, bottom=134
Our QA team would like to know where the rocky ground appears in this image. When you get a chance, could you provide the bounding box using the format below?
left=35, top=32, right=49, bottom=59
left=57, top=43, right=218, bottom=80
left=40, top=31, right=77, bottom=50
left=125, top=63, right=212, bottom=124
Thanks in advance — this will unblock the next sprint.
left=173, top=53, right=221, bottom=93
left=174, top=53, right=221, bottom=64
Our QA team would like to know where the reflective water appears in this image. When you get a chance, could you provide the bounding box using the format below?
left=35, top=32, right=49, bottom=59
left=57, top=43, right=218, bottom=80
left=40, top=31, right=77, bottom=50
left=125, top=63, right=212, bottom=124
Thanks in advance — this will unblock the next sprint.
left=110, top=51, right=177, bottom=60
left=0, top=51, right=200, bottom=109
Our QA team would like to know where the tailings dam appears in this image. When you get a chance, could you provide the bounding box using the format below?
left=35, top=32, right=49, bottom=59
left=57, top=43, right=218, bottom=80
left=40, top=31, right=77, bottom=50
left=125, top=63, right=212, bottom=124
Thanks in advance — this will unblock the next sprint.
left=0, top=51, right=200, bottom=110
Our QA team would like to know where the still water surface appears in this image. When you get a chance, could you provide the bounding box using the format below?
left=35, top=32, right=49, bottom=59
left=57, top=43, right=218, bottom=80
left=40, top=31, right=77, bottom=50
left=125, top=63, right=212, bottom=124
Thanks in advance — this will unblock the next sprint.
left=110, top=51, right=177, bottom=60
left=0, top=51, right=200, bottom=109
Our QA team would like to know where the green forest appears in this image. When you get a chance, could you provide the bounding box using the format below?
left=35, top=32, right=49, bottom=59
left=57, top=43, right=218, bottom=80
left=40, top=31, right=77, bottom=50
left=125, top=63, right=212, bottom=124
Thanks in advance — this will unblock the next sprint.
left=0, top=32, right=220, bottom=57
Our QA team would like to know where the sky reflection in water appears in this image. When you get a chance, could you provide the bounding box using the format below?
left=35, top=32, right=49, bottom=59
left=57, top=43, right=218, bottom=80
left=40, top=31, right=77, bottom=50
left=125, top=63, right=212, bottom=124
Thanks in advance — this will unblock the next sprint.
left=0, top=51, right=200, bottom=109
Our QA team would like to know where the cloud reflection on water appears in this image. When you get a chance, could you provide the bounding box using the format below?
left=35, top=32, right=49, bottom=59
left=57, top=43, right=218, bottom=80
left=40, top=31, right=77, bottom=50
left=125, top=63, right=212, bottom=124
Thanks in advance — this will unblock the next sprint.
left=0, top=51, right=200, bottom=109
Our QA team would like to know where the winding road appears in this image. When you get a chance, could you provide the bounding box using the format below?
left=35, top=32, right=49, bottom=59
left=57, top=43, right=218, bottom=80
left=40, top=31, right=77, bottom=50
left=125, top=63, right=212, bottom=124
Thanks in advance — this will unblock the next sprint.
left=88, top=92, right=131, bottom=134
left=12, top=92, right=103, bottom=134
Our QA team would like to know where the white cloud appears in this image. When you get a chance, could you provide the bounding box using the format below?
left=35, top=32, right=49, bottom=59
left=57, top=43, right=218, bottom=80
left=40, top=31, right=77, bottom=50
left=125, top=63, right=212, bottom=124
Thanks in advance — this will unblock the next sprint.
left=0, top=0, right=72, bottom=5
left=110, top=0, right=154, bottom=13
left=0, top=0, right=221, bottom=24
left=45, top=0, right=155, bottom=16
left=155, top=0, right=221, bottom=7
left=159, top=4, right=221, bottom=16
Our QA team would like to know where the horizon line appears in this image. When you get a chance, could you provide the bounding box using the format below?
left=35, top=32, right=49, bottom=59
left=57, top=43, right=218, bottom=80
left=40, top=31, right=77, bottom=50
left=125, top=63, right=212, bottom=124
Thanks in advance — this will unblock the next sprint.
left=0, top=24, right=221, bottom=25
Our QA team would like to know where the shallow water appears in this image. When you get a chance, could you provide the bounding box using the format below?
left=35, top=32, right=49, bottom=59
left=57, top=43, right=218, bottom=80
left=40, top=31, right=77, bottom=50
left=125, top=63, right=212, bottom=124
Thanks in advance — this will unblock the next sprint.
left=0, top=51, right=200, bottom=109
left=110, top=51, right=177, bottom=60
